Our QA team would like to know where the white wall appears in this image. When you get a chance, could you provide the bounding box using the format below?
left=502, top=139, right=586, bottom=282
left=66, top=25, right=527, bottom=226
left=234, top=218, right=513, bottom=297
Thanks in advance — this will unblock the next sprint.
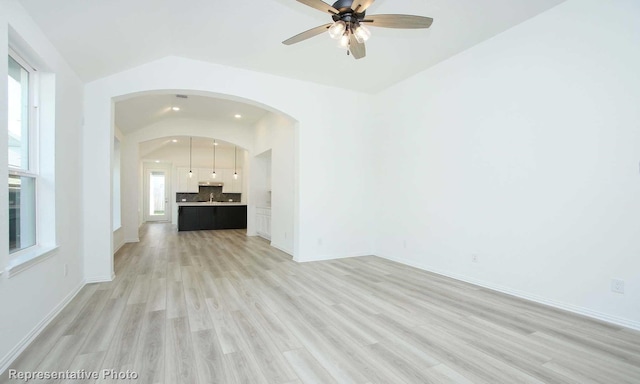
left=0, top=0, right=84, bottom=370
left=112, top=128, right=124, bottom=253
left=252, top=150, right=272, bottom=209
left=373, top=0, right=640, bottom=329
left=254, top=113, right=297, bottom=254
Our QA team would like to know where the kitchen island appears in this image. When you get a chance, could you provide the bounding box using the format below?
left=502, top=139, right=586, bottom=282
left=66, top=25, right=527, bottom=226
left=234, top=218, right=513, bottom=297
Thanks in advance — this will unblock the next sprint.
left=177, top=202, right=247, bottom=231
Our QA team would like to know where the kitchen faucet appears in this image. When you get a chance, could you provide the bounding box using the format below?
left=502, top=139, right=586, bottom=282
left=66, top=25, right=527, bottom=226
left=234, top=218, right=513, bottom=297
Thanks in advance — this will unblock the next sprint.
left=209, top=193, right=214, bottom=203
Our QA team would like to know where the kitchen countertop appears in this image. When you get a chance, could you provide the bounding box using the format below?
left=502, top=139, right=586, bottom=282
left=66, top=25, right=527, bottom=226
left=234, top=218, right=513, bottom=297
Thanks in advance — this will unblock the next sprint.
left=177, top=202, right=247, bottom=207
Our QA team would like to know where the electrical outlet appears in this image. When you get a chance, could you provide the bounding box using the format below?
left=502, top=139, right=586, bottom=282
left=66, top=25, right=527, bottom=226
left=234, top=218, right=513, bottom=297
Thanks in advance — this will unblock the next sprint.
left=317, top=238, right=323, bottom=246
left=472, top=254, right=479, bottom=263
left=403, top=240, right=407, bottom=249
left=611, top=279, right=625, bottom=294
left=64, top=264, right=68, bottom=277
left=284, top=232, right=287, bottom=239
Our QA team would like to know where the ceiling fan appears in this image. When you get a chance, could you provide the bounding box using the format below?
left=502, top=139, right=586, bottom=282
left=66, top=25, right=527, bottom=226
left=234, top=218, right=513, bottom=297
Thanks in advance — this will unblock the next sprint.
left=283, top=0, right=434, bottom=59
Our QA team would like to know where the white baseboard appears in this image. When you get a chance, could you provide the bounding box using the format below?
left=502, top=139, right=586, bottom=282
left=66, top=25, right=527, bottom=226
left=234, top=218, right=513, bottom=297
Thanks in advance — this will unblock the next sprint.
left=84, top=273, right=115, bottom=284
left=125, top=238, right=140, bottom=243
left=0, top=279, right=86, bottom=375
left=114, top=241, right=125, bottom=254
left=270, top=242, right=292, bottom=256
left=377, top=253, right=640, bottom=331
left=294, top=251, right=372, bottom=263
left=248, top=232, right=271, bottom=241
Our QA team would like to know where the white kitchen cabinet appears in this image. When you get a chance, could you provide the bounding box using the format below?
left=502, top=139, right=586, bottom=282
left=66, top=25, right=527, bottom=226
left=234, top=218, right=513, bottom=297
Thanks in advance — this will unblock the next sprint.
left=197, top=167, right=214, bottom=181
left=177, top=167, right=241, bottom=193
left=222, top=169, right=243, bottom=193
left=231, top=171, right=243, bottom=193
left=176, top=167, right=199, bottom=192
left=197, top=168, right=224, bottom=186
left=256, top=207, right=271, bottom=240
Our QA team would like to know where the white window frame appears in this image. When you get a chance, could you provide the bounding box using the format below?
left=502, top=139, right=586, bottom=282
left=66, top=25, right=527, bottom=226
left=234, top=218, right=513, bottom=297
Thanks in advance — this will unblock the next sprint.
left=6, top=48, right=56, bottom=275
left=8, top=48, right=39, bottom=170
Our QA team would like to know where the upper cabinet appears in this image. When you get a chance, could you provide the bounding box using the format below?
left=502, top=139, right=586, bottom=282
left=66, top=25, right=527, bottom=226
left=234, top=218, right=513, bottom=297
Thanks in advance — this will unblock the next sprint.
left=222, top=169, right=242, bottom=194
left=176, top=167, right=241, bottom=194
left=197, top=168, right=223, bottom=185
left=176, top=167, right=199, bottom=192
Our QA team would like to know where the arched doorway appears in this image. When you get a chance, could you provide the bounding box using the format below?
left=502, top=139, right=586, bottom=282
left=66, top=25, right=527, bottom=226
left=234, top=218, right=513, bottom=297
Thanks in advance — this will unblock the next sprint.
left=111, top=91, right=298, bottom=279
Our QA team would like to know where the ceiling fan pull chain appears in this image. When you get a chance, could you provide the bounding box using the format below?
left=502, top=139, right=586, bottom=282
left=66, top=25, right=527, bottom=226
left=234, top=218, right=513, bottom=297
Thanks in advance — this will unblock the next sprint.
left=346, top=23, right=351, bottom=55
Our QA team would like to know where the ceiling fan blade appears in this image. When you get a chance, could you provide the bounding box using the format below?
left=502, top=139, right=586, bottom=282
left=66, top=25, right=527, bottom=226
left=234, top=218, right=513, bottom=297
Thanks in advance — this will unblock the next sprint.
left=351, top=0, right=375, bottom=13
left=296, top=0, right=338, bottom=15
left=349, top=34, right=366, bottom=59
left=363, top=14, right=434, bottom=29
left=282, top=24, right=332, bottom=45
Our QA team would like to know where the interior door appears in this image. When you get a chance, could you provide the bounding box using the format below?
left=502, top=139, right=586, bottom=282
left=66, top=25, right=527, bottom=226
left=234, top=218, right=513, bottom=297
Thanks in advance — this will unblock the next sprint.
left=146, top=169, right=170, bottom=222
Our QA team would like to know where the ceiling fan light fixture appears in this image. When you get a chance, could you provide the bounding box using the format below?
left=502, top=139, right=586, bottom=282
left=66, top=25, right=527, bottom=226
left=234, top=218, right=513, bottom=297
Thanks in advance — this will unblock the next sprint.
left=328, top=20, right=346, bottom=39
left=339, top=33, right=350, bottom=48
left=284, top=0, right=434, bottom=60
left=354, top=24, right=371, bottom=43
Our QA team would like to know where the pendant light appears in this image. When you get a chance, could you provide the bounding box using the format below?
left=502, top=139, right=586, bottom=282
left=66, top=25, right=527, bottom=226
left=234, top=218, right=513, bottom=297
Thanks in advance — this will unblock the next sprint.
left=211, top=140, right=217, bottom=179
left=188, top=137, right=193, bottom=178
left=233, top=146, right=238, bottom=180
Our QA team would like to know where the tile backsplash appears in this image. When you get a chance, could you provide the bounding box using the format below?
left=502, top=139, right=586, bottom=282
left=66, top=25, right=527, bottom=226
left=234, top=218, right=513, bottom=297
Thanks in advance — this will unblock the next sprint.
left=176, top=186, right=241, bottom=202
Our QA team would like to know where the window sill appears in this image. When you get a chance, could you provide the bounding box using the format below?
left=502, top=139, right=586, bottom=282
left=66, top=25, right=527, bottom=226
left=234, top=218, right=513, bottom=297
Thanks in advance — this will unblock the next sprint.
left=5, top=245, right=60, bottom=278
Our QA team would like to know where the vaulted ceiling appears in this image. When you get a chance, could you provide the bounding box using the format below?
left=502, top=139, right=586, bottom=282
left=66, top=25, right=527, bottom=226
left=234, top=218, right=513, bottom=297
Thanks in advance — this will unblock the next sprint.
left=19, top=0, right=565, bottom=93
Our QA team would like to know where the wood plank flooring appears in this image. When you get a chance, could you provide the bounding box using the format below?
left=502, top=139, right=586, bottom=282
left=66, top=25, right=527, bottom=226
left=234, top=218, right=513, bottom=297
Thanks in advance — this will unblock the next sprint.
left=2, top=223, right=640, bottom=383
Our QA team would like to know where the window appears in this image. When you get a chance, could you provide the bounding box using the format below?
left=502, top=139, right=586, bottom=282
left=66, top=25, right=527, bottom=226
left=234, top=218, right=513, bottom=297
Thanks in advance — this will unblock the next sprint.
left=8, top=52, right=37, bottom=254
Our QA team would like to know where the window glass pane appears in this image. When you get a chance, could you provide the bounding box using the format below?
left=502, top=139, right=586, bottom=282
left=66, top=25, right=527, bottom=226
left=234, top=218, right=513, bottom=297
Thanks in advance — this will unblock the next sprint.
left=9, top=175, right=36, bottom=253
left=8, top=55, right=30, bottom=170
left=149, top=172, right=166, bottom=216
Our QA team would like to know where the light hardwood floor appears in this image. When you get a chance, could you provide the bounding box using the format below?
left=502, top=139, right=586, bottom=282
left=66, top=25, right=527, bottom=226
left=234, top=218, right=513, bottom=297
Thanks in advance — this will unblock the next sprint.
left=2, top=223, right=640, bottom=383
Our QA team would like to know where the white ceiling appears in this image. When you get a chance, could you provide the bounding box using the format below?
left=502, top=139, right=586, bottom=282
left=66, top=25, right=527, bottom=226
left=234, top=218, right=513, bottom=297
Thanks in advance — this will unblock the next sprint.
left=139, top=136, right=238, bottom=159
left=115, top=94, right=270, bottom=134
left=20, top=0, right=565, bottom=93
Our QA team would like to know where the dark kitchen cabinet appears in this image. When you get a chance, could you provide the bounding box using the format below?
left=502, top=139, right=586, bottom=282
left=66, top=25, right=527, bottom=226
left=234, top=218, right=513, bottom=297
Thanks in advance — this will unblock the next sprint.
left=215, top=206, right=247, bottom=229
left=199, top=206, right=216, bottom=229
left=178, top=205, right=247, bottom=231
left=178, top=206, right=200, bottom=231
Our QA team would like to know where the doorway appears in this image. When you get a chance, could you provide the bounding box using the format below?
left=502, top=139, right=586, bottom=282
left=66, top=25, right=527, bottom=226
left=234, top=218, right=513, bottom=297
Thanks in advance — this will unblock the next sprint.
left=144, top=168, right=171, bottom=222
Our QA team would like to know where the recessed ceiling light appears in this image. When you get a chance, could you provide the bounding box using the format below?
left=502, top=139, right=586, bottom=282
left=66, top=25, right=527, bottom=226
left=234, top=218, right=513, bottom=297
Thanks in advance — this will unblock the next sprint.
left=234, top=114, right=242, bottom=119
left=214, top=142, right=219, bottom=146
left=172, top=107, right=180, bottom=111
left=155, top=160, right=160, bottom=163
left=172, top=139, right=178, bottom=143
